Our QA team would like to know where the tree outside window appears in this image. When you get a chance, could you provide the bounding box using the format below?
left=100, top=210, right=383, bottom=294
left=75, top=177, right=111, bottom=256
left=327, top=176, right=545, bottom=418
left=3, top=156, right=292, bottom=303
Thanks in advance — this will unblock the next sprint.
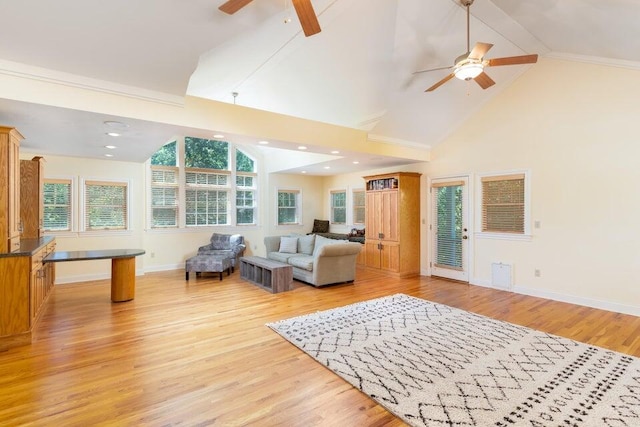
left=331, top=190, right=346, bottom=224
left=278, top=190, right=299, bottom=225
left=43, top=179, right=71, bottom=231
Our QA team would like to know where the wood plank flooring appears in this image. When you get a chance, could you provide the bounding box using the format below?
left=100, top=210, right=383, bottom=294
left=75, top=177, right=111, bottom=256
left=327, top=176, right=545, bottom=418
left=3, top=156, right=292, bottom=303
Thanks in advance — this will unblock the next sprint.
left=1, top=268, right=639, bottom=426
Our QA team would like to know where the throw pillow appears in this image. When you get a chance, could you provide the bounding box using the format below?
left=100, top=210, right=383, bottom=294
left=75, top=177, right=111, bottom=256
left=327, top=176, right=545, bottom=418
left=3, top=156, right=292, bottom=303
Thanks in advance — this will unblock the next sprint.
left=279, top=236, right=298, bottom=254
left=297, top=234, right=316, bottom=255
left=311, top=219, right=330, bottom=233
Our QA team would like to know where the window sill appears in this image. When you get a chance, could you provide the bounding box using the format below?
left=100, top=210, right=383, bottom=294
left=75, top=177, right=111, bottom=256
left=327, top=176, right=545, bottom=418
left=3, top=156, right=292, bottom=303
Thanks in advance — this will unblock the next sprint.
left=475, top=232, right=532, bottom=242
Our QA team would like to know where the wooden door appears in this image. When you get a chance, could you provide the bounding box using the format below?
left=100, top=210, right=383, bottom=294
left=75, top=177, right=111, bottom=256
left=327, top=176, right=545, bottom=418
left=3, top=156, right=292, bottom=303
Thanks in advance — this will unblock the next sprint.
left=364, top=241, right=381, bottom=269
left=381, top=191, right=398, bottom=241
left=380, top=241, right=400, bottom=272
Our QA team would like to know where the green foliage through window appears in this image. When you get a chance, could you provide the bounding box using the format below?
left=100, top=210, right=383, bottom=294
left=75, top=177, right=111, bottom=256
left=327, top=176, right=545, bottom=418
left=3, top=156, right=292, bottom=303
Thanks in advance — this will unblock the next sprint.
left=151, top=141, right=177, bottom=166
left=236, top=149, right=255, bottom=172
left=185, top=137, right=228, bottom=169
left=43, top=181, right=71, bottom=231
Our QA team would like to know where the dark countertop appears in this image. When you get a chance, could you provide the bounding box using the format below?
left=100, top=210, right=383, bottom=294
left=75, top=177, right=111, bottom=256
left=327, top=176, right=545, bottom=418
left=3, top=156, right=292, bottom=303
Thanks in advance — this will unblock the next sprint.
left=0, top=236, right=55, bottom=258
left=44, top=249, right=145, bottom=263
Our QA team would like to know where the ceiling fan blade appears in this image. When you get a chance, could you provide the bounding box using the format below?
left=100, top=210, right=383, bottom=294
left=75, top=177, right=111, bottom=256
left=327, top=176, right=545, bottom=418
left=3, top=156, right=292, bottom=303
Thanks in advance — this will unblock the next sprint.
left=487, top=54, right=539, bottom=67
left=413, top=65, right=453, bottom=75
left=468, top=42, right=493, bottom=60
left=218, top=0, right=254, bottom=14
left=426, top=73, right=455, bottom=92
left=292, top=0, right=321, bottom=37
left=474, top=72, right=495, bottom=90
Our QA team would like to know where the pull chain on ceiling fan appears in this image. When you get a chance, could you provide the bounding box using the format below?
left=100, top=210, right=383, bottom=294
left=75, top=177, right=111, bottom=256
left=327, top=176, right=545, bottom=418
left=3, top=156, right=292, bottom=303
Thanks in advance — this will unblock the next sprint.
left=415, top=0, right=538, bottom=92
left=218, top=0, right=321, bottom=37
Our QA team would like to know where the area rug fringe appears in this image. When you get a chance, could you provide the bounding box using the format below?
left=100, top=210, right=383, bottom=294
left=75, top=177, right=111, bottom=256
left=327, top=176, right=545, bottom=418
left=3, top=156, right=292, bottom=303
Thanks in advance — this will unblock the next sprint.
left=267, top=293, right=640, bottom=427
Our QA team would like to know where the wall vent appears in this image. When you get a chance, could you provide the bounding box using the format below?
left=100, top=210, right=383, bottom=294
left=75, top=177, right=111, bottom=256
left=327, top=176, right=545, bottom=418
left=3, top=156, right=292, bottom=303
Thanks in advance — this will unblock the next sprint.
left=491, top=262, right=512, bottom=290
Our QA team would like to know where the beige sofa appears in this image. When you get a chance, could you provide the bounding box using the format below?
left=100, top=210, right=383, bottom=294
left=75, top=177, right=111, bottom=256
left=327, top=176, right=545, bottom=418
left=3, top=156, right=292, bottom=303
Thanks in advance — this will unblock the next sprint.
left=264, top=234, right=362, bottom=287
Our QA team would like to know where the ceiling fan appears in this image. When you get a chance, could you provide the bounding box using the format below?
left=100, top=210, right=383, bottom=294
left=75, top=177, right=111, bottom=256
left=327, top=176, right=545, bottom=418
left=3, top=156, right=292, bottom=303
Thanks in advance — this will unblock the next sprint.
left=416, top=0, right=538, bottom=92
left=218, top=0, right=321, bottom=37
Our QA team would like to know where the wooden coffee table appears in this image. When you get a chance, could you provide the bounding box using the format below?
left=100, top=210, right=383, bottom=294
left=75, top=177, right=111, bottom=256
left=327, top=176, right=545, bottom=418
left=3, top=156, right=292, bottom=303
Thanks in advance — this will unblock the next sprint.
left=239, top=256, right=293, bottom=293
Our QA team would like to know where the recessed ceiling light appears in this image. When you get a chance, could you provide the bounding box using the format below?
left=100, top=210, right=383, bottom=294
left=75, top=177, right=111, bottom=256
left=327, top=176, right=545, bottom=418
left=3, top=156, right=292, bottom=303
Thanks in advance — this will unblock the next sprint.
left=213, top=134, right=225, bottom=139
left=298, top=146, right=307, bottom=150
left=331, top=150, right=340, bottom=154
left=104, top=121, right=129, bottom=129
left=104, top=153, right=114, bottom=157
left=324, top=166, right=331, bottom=169
left=106, top=132, right=121, bottom=137
left=258, top=140, right=269, bottom=145
left=301, top=171, right=307, bottom=174
left=353, top=161, right=360, bottom=164
left=104, top=145, right=117, bottom=149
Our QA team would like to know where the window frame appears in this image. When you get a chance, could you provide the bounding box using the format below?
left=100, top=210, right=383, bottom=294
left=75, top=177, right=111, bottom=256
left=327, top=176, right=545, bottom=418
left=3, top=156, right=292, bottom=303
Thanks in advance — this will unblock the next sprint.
left=352, top=188, right=365, bottom=225
left=277, top=189, right=301, bottom=226
left=150, top=165, right=179, bottom=229
left=236, top=172, right=257, bottom=226
left=81, top=178, right=130, bottom=233
left=43, top=177, right=75, bottom=233
left=146, top=138, right=260, bottom=230
left=330, top=189, right=347, bottom=224
left=476, top=170, right=531, bottom=241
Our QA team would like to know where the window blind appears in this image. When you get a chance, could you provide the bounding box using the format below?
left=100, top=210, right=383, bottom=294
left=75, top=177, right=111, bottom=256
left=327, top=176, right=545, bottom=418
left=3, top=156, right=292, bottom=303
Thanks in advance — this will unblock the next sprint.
left=84, top=181, right=127, bottom=230
left=481, top=174, right=525, bottom=233
left=43, top=179, right=71, bottom=231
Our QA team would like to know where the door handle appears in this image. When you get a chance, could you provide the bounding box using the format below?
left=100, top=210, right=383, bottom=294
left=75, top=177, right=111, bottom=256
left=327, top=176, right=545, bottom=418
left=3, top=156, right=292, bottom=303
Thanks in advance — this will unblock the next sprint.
left=462, top=235, right=468, bottom=240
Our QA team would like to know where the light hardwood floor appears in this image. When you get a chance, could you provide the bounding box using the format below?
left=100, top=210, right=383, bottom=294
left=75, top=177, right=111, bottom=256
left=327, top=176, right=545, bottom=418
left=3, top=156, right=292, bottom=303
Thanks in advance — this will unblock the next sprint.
left=1, top=268, right=639, bottom=426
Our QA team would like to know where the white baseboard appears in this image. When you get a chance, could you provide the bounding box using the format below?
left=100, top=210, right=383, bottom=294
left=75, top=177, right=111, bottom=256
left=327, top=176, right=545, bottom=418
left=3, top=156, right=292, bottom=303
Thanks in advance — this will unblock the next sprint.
left=468, top=277, right=640, bottom=317
left=144, top=263, right=183, bottom=273
left=54, top=268, right=145, bottom=285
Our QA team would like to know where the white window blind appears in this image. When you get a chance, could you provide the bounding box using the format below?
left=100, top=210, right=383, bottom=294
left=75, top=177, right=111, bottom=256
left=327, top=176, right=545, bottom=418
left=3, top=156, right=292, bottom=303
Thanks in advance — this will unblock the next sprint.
left=84, top=180, right=128, bottom=230
left=353, top=190, right=365, bottom=224
left=185, top=169, right=230, bottom=226
left=432, top=181, right=464, bottom=270
left=151, top=166, right=178, bottom=228
left=481, top=174, right=525, bottom=233
left=43, top=178, right=72, bottom=231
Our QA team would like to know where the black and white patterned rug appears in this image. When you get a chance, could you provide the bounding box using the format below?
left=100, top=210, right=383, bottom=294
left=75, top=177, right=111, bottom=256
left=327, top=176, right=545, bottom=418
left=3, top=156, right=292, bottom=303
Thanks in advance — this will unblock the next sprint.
left=267, top=294, right=640, bottom=426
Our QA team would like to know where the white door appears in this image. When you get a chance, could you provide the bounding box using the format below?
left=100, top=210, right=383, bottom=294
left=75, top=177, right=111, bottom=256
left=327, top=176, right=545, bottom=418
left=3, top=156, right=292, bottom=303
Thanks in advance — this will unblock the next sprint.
left=430, top=177, right=469, bottom=282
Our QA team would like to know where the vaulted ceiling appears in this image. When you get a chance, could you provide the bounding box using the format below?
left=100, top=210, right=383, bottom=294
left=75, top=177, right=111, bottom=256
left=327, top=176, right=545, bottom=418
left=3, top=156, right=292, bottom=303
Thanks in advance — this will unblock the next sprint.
left=0, top=0, right=638, bottom=171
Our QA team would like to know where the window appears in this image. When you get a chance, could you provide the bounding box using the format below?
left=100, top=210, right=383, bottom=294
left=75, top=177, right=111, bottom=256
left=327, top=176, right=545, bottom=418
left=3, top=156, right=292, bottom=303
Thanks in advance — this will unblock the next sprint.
left=236, top=149, right=257, bottom=225
left=185, top=170, right=229, bottom=226
left=43, top=179, right=72, bottom=231
left=481, top=173, right=526, bottom=234
left=84, top=180, right=128, bottom=230
left=148, top=138, right=259, bottom=228
left=278, top=190, right=300, bottom=225
left=150, top=167, right=178, bottom=228
left=352, top=189, right=365, bottom=224
left=330, top=190, right=346, bottom=224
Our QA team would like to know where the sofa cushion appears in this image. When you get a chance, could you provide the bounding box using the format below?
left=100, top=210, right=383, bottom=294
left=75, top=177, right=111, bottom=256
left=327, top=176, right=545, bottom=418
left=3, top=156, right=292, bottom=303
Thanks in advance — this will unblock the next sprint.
left=288, top=255, right=314, bottom=272
left=279, top=236, right=298, bottom=253
left=297, top=234, right=315, bottom=255
left=313, top=234, right=347, bottom=256
left=267, top=252, right=299, bottom=263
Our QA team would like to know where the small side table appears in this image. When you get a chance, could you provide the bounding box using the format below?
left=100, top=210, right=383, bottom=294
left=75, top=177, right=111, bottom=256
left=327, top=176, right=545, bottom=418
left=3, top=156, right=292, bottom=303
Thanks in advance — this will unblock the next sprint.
left=239, top=256, right=293, bottom=293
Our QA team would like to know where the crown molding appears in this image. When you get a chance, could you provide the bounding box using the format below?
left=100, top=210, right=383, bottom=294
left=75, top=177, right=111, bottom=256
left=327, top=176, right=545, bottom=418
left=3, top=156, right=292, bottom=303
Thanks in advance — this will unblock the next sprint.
left=0, top=59, right=185, bottom=106
left=545, top=52, right=640, bottom=71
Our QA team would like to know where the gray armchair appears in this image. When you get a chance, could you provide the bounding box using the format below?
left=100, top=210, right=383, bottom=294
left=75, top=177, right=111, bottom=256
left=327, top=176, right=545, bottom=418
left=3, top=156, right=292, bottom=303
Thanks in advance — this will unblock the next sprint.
left=198, top=233, right=246, bottom=271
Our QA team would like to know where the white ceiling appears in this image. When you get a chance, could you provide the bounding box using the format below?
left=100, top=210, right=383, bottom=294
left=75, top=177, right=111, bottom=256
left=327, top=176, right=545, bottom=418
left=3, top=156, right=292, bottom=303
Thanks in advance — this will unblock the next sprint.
left=0, top=0, right=638, bottom=173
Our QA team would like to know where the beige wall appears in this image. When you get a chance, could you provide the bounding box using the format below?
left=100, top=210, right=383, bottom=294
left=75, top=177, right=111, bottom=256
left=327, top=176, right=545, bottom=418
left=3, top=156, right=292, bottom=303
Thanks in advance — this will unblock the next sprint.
left=423, top=57, right=640, bottom=315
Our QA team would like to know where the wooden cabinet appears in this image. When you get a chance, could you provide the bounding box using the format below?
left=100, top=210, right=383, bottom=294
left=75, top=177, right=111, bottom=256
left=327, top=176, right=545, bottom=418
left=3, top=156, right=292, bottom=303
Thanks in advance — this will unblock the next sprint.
left=21, top=156, right=45, bottom=239
left=0, top=127, right=23, bottom=252
left=0, top=237, right=56, bottom=350
left=363, top=172, right=421, bottom=277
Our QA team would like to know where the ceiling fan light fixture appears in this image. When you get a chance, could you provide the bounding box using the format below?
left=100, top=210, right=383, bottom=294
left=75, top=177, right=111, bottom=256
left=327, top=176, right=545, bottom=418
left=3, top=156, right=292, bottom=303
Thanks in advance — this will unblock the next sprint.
left=454, top=62, right=484, bottom=81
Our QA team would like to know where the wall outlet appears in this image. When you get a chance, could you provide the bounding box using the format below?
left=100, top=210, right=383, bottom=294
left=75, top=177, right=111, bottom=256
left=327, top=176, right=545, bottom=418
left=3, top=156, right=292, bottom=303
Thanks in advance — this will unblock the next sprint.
left=534, top=269, right=541, bottom=277
left=150, top=252, right=155, bottom=258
